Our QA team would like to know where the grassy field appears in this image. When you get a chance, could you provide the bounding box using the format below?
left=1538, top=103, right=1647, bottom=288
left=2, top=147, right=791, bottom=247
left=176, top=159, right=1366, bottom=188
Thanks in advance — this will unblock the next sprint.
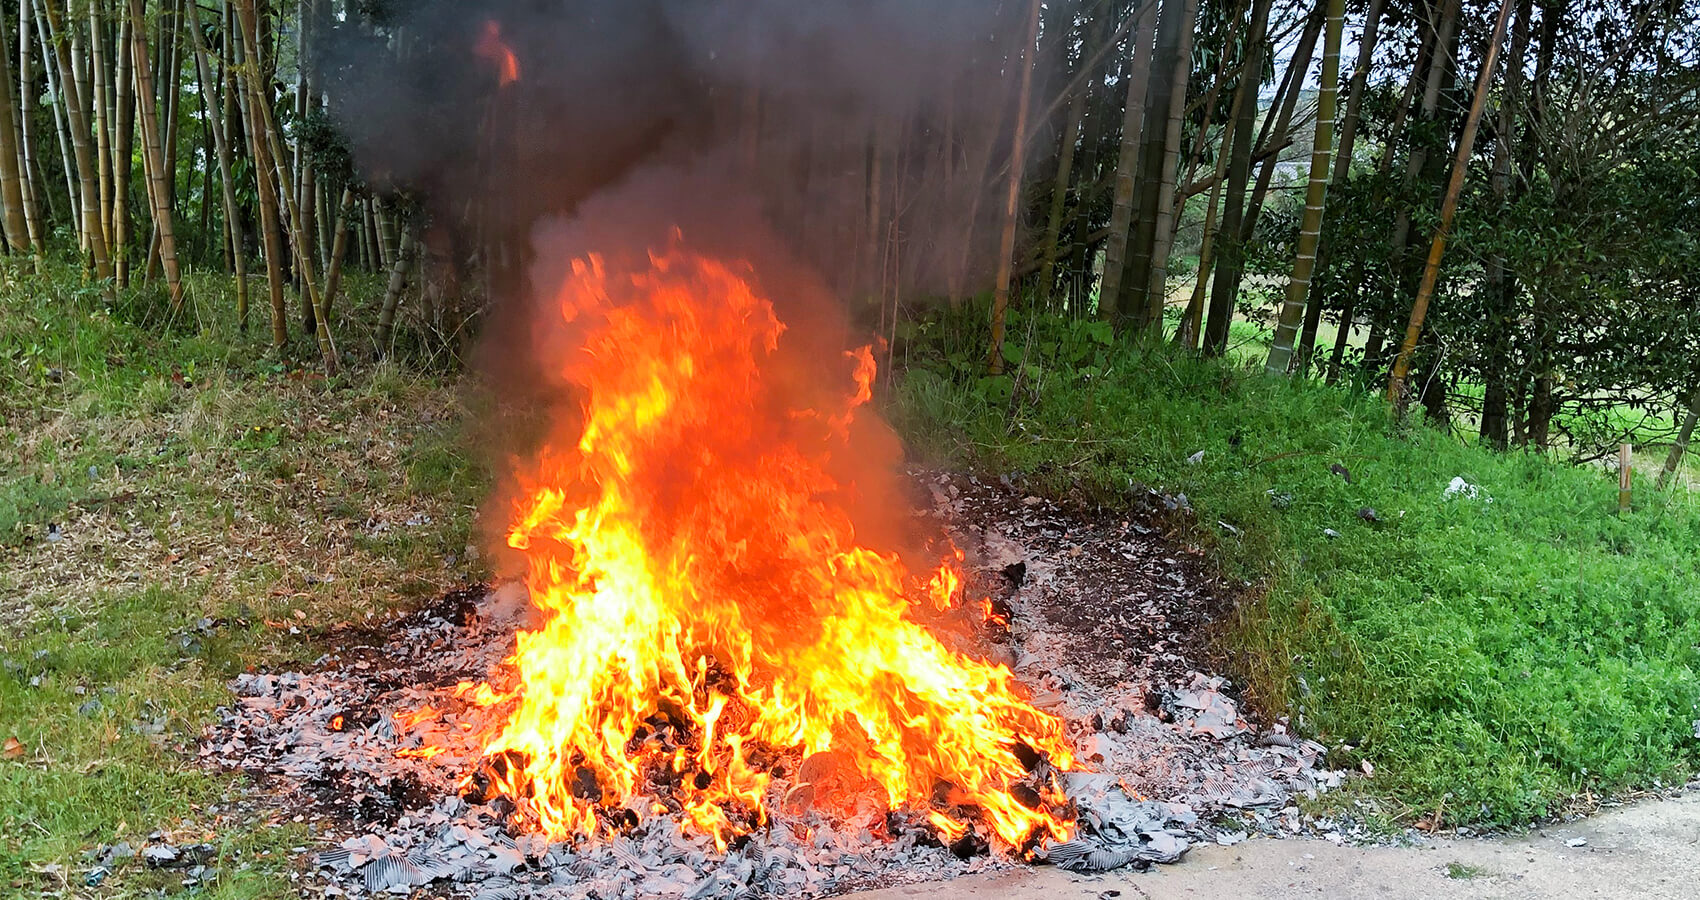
left=893, top=305, right=1700, bottom=828
left=0, top=262, right=484, bottom=896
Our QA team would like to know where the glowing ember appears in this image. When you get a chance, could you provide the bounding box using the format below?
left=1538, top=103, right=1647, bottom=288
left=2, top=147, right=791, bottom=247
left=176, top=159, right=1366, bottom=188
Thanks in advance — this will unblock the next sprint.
left=456, top=236, right=1072, bottom=851
left=475, top=20, right=520, bottom=86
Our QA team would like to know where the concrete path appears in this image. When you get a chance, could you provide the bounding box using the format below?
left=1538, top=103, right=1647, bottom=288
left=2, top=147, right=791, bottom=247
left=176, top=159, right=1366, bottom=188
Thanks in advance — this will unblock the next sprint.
left=850, top=792, right=1700, bottom=899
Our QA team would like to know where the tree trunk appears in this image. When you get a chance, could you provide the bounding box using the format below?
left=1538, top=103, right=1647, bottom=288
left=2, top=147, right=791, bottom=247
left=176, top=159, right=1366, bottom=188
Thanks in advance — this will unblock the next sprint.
left=1066, top=29, right=1114, bottom=309
left=986, top=0, right=1041, bottom=374
left=1480, top=0, right=1532, bottom=449
left=231, top=0, right=286, bottom=349
left=1658, top=384, right=1700, bottom=490
left=17, top=0, right=47, bottom=253
left=1265, top=0, right=1345, bottom=375
left=1036, top=8, right=1106, bottom=307
left=185, top=0, right=248, bottom=330
left=0, top=4, right=34, bottom=253
left=376, top=223, right=414, bottom=356
left=127, top=0, right=182, bottom=310
left=321, top=186, right=353, bottom=325
left=89, top=1, right=113, bottom=252
left=1299, top=0, right=1387, bottom=376
left=1094, top=0, right=1158, bottom=326
left=236, top=0, right=336, bottom=374
left=1125, top=0, right=1200, bottom=336
left=1175, top=58, right=1251, bottom=351
left=1387, top=0, right=1461, bottom=284
left=1239, top=9, right=1322, bottom=244
left=1202, top=0, right=1273, bottom=355
left=1387, top=0, right=1514, bottom=407
left=42, top=0, right=112, bottom=279
left=36, top=0, right=77, bottom=238
left=112, top=13, right=135, bottom=285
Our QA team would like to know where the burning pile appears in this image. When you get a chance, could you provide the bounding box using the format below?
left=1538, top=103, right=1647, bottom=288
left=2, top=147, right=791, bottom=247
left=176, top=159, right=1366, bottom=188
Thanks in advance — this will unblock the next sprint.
left=449, top=236, right=1073, bottom=852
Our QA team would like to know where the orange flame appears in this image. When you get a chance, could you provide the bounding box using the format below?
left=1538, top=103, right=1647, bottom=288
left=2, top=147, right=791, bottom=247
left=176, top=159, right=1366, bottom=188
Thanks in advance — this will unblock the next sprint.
left=475, top=20, right=520, bottom=86
left=465, top=238, right=1072, bottom=850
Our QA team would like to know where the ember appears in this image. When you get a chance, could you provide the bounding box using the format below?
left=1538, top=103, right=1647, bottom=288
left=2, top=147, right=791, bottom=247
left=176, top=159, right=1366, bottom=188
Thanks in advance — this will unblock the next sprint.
left=474, top=20, right=520, bottom=87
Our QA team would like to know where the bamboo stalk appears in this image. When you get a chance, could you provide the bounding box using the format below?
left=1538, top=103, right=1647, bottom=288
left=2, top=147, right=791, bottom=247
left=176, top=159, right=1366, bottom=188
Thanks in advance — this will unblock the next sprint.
left=229, top=0, right=285, bottom=349
left=126, top=0, right=182, bottom=310
left=1096, top=0, right=1159, bottom=326
left=1264, top=0, right=1346, bottom=375
left=184, top=0, right=248, bottom=330
left=236, top=0, right=337, bottom=374
left=1130, top=0, right=1201, bottom=334
left=42, top=0, right=112, bottom=280
left=89, top=0, right=113, bottom=250
left=986, top=0, right=1042, bottom=374
left=321, top=186, right=353, bottom=324
left=375, top=223, right=413, bottom=355
left=16, top=0, right=46, bottom=252
left=0, top=3, right=34, bottom=253
left=1387, top=0, right=1515, bottom=406
left=1658, top=385, right=1700, bottom=490
left=113, top=13, right=134, bottom=286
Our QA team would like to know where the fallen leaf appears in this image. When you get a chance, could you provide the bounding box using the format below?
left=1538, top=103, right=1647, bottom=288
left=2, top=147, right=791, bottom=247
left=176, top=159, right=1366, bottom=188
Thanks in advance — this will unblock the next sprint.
left=3, top=736, right=24, bottom=759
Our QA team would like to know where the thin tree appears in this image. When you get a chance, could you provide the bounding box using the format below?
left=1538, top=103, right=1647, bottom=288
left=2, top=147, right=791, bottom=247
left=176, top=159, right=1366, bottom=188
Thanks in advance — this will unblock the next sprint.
left=113, top=13, right=136, bottom=285
left=1095, top=0, right=1159, bottom=327
left=0, top=4, right=34, bottom=253
left=1387, top=0, right=1516, bottom=405
left=986, top=0, right=1042, bottom=374
left=127, top=0, right=183, bottom=310
left=42, top=0, right=112, bottom=280
left=1658, top=383, right=1700, bottom=490
left=1201, top=0, right=1273, bottom=354
left=1036, top=5, right=1103, bottom=307
left=236, top=0, right=337, bottom=373
left=1264, top=0, right=1345, bottom=375
left=185, top=0, right=248, bottom=330
left=376, top=223, right=415, bottom=355
left=1124, top=0, right=1200, bottom=335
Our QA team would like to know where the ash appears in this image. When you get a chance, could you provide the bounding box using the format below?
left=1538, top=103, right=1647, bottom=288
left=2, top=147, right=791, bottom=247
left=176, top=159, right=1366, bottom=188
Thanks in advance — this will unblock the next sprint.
left=202, top=471, right=1346, bottom=898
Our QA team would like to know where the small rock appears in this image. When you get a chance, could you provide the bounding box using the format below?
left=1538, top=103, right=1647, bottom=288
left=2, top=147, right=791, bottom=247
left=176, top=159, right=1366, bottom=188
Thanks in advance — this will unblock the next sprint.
left=143, top=845, right=181, bottom=867
left=1566, top=837, right=1588, bottom=848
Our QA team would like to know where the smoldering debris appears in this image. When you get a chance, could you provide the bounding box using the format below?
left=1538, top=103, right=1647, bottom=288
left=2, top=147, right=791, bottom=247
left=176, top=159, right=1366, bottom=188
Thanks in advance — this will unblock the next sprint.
left=201, top=470, right=1348, bottom=898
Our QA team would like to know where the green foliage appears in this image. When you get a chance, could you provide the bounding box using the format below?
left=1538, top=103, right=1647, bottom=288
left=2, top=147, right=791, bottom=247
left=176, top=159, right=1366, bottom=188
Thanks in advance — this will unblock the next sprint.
left=893, top=308, right=1700, bottom=827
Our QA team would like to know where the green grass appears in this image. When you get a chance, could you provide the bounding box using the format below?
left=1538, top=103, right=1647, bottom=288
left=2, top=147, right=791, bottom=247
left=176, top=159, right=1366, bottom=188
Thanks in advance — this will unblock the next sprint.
left=0, top=259, right=484, bottom=895
left=892, top=305, right=1700, bottom=828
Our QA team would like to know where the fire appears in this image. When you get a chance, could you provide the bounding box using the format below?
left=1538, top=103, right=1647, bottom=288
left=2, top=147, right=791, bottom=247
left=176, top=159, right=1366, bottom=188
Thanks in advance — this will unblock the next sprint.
left=463, top=237, right=1072, bottom=851
left=475, top=20, right=520, bottom=87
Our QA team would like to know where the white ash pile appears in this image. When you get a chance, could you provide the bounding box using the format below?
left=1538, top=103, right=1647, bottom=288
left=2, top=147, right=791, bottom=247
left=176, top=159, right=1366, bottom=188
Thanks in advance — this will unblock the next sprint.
left=923, top=471, right=1351, bottom=834
left=203, top=473, right=1347, bottom=898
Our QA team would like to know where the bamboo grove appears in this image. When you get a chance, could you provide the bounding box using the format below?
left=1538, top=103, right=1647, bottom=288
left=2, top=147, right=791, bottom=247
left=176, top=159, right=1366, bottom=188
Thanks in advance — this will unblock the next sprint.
left=1, top=1, right=1697, bottom=462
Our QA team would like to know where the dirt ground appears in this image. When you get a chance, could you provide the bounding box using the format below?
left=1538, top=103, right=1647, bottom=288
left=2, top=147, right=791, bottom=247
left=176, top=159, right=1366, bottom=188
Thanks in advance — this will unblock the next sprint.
left=848, top=791, right=1700, bottom=900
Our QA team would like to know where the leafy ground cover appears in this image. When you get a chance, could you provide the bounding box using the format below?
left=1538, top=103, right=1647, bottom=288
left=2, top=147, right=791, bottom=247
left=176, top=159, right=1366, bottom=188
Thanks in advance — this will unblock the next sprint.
left=892, top=304, right=1700, bottom=827
left=0, top=262, right=484, bottom=896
